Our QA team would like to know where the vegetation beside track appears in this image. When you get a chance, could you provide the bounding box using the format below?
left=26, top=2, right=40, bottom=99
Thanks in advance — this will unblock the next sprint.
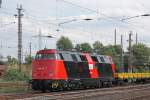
left=0, top=67, right=31, bottom=93
left=2, top=68, right=30, bottom=81
left=0, top=81, right=31, bottom=93
left=0, top=86, right=29, bottom=93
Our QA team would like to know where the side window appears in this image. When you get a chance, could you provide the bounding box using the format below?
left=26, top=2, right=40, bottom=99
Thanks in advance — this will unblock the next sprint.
left=59, top=53, right=64, bottom=60
left=41, top=54, right=46, bottom=59
left=62, top=53, right=73, bottom=61
left=79, top=55, right=87, bottom=62
left=99, top=56, right=105, bottom=63
left=35, top=54, right=41, bottom=59
left=56, top=53, right=61, bottom=60
left=71, top=54, right=78, bottom=62
left=47, top=54, right=56, bottom=59
left=105, top=56, right=110, bottom=63
left=91, top=56, right=98, bottom=62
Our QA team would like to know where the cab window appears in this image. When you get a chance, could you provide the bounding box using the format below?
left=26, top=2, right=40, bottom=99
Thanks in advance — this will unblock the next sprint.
left=35, top=53, right=56, bottom=60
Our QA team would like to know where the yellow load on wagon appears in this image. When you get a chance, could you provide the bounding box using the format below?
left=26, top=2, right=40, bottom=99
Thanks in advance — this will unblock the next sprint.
left=114, top=73, right=150, bottom=79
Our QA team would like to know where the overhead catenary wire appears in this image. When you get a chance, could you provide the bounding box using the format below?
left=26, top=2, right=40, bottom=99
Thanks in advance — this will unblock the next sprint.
left=12, top=0, right=149, bottom=35
left=1, top=1, right=150, bottom=43
left=0, top=21, right=16, bottom=29
left=22, top=10, right=150, bottom=45
left=0, top=7, right=15, bottom=14
left=59, top=0, right=150, bottom=31
left=59, top=0, right=118, bottom=20
left=1, top=0, right=150, bottom=32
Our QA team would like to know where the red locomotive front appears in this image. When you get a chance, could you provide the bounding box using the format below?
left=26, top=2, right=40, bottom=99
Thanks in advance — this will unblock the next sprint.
left=32, top=49, right=67, bottom=91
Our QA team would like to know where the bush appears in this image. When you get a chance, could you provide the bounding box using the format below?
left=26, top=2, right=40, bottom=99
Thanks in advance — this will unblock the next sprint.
left=3, top=68, right=30, bottom=81
left=0, top=61, right=5, bottom=65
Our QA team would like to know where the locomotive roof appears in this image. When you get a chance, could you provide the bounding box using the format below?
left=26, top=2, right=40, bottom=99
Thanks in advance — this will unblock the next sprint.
left=37, top=49, right=111, bottom=57
left=37, top=49, right=57, bottom=54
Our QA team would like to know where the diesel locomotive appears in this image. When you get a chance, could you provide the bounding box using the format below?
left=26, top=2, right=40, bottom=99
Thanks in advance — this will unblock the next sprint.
left=32, top=49, right=116, bottom=91
left=31, top=49, right=150, bottom=92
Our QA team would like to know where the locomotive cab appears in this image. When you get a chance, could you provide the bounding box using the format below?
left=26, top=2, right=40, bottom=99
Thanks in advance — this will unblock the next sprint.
left=32, top=49, right=57, bottom=80
left=32, top=49, right=67, bottom=91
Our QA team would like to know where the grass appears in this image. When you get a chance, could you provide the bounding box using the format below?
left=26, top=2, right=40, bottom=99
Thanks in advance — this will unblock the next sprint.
left=0, top=87, right=31, bottom=93
left=0, top=79, right=32, bottom=93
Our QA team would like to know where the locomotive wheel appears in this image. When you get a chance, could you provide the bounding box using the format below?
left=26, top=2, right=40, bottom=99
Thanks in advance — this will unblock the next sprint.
left=67, top=83, right=73, bottom=91
left=51, top=82, right=59, bottom=92
left=62, top=82, right=68, bottom=91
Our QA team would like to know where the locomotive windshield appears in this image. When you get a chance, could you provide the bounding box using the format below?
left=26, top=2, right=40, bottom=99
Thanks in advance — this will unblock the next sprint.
left=35, top=53, right=56, bottom=60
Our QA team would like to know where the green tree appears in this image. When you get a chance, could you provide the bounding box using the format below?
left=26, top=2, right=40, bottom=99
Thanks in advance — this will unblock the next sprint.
left=114, top=45, right=122, bottom=54
left=93, top=41, right=104, bottom=54
left=131, top=43, right=150, bottom=72
left=25, top=55, right=32, bottom=64
left=80, top=43, right=92, bottom=53
left=3, top=68, right=30, bottom=81
left=75, top=44, right=81, bottom=52
left=103, top=45, right=116, bottom=56
left=56, top=36, right=73, bottom=50
left=6, top=56, right=18, bottom=66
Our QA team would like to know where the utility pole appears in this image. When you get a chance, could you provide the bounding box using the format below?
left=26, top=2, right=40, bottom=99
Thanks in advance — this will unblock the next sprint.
left=136, top=33, right=138, bottom=45
left=29, top=42, right=31, bottom=56
left=128, top=31, right=133, bottom=73
left=121, top=34, right=124, bottom=72
left=38, top=29, right=42, bottom=50
left=15, top=5, right=23, bottom=72
left=114, top=29, right=116, bottom=46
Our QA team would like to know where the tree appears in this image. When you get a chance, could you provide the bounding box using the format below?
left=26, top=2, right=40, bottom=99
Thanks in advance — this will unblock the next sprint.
left=25, top=55, right=32, bottom=64
left=56, top=36, right=73, bottom=51
left=93, top=41, right=104, bottom=54
left=75, top=44, right=81, bottom=52
left=103, top=45, right=116, bottom=56
left=80, top=43, right=92, bottom=53
left=6, top=56, right=18, bottom=66
left=114, top=45, right=122, bottom=54
left=131, top=43, right=150, bottom=72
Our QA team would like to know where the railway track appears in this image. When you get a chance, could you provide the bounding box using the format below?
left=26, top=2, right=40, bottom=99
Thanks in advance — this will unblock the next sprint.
left=42, top=85, right=150, bottom=100
left=0, top=83, right=150, bottom=100
left=128, top=94, right=150, bottom=100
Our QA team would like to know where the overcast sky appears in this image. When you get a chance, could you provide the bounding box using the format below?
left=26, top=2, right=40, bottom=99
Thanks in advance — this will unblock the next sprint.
left=0, top=0, right=150, bottom=59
